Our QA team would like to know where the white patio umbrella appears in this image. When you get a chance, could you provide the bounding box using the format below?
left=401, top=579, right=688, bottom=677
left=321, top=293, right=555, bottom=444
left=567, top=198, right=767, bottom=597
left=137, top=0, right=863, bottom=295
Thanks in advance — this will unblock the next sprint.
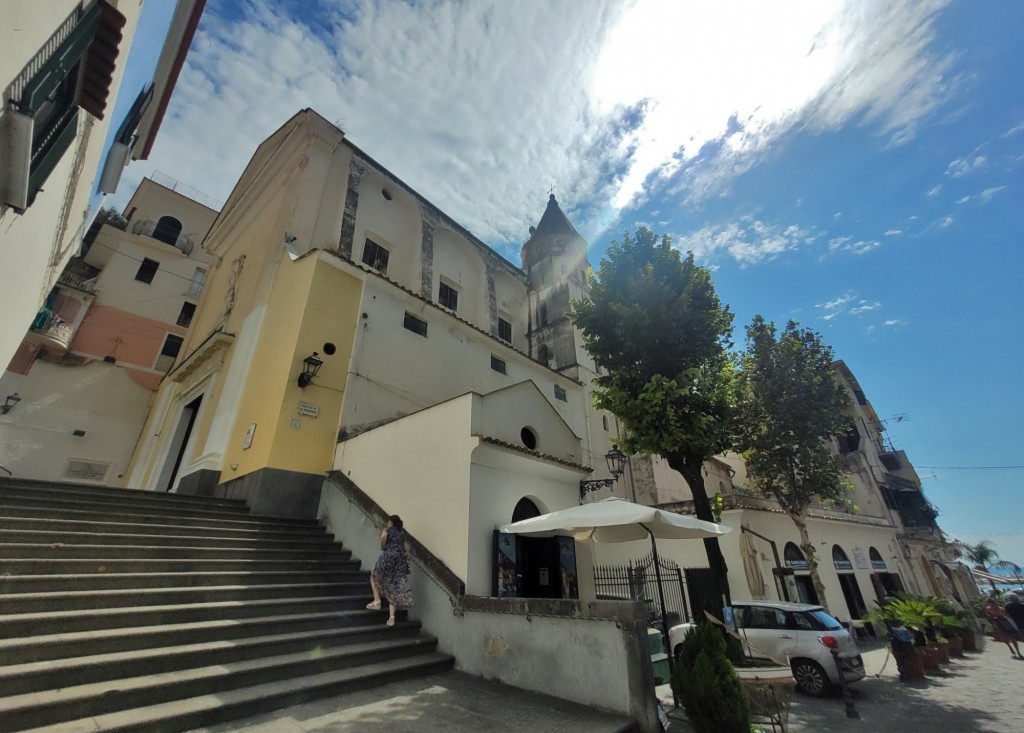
left=500, top=497, right=731, bottom=684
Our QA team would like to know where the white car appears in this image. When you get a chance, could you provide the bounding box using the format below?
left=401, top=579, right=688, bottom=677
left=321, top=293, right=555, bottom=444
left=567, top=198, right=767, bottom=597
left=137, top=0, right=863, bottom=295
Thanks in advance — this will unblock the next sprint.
left=669, top=601, right=865, bottom=696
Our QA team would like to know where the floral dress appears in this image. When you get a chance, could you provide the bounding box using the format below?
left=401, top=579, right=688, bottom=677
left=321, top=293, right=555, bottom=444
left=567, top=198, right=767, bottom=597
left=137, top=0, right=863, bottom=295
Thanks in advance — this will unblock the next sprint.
left=372, top=527, right=414, bottom=608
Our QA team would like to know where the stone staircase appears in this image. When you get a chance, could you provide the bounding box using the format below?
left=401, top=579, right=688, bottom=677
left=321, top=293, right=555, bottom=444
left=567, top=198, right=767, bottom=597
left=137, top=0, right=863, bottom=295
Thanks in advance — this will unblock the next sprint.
left=0, top=479, right=453, bottom=732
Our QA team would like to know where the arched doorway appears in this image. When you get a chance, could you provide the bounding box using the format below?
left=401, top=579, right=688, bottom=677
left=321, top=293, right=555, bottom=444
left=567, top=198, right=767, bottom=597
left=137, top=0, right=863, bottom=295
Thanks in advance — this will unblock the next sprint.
left=833, top=544, right=868, bottom=626
left=494, top=498, right=576, bottom=600
left=868, top=546, right=906, bottom=600
left=152, top=216, right=183, bottom=246
left=784, top=542, right=819, bottom=605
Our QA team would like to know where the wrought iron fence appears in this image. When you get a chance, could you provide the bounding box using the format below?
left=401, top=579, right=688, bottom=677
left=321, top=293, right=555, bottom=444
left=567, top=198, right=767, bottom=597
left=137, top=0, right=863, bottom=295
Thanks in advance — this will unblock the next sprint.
left=594, top=552, right=692, bottom=633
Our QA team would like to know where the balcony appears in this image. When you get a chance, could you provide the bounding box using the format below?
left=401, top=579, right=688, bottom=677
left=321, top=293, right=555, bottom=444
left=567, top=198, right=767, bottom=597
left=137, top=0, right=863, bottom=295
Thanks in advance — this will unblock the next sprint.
left=27, top=314, right=75, bottom=353
left=879, top=450, right=901, bottom=470
left=132, top=219, right=194, bottom=255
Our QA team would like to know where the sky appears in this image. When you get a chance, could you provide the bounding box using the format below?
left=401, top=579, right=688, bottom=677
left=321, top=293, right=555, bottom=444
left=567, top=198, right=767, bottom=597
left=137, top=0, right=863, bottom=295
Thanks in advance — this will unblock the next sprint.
left=112, top=0, right=1024, bottom=565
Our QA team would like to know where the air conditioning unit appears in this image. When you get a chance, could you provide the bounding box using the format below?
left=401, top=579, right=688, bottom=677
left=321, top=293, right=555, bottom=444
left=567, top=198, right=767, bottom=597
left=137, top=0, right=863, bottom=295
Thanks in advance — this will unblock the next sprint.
left=0, top=108, right=33, bottom=210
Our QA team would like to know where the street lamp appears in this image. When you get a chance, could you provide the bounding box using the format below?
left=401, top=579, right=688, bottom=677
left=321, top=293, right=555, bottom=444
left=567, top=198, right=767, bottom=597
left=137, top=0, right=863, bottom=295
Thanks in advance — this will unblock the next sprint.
left=297, top=352, right=323, bottom=389
left=1, top=393, right=21, bottom=415
left=579, top=445, right=627, bottom=499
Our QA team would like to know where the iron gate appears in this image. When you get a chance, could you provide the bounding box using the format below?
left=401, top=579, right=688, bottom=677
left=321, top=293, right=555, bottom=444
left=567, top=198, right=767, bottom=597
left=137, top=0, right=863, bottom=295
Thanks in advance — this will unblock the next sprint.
left=594, top=552, right=700, bottom=633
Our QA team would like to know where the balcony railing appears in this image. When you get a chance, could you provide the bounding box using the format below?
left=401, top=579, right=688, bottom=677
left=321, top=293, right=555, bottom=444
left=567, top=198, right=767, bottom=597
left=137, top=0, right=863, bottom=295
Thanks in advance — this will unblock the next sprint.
left=131, top=219, right=194, bottom=255
left=29, top=315, right=74, bottom=350
left=57, top=269, right=97, bottom=294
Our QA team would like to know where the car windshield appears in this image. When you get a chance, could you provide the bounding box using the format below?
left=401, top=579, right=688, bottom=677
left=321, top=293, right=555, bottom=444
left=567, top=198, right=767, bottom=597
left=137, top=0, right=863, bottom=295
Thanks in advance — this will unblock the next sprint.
left=801, top=609, right=843, bottom=631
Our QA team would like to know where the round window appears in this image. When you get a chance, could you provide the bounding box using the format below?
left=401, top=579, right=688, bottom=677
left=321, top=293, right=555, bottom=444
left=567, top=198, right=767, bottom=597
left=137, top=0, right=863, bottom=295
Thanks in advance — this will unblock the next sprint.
left=520, top=427, right=537, bottom=450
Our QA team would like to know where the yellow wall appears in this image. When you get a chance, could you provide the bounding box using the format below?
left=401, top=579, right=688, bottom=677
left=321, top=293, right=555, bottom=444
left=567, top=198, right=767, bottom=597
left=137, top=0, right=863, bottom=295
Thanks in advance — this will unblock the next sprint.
left=223, top=254, right=362, bottom=478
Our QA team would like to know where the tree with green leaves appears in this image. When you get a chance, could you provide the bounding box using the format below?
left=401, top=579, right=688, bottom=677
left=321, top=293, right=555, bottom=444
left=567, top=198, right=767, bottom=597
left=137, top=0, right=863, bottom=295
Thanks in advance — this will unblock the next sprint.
left=960, top=540, right=999, bottom=570
left=571, top=227, right=735, bottom=603
left=735, top=316, right=853, bottom=610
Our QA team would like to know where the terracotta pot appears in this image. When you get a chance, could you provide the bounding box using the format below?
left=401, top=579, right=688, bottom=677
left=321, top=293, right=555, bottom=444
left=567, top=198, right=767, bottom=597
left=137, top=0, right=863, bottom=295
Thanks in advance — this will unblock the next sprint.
left=921, top=646, right=941, bottom=672
left=929, top=640, right=950, bottom=664
left=893, top=650, right=926, bottom=681
left=947, top=635, right=964, bottom=656
left=960, top=627, right=978, bottom=652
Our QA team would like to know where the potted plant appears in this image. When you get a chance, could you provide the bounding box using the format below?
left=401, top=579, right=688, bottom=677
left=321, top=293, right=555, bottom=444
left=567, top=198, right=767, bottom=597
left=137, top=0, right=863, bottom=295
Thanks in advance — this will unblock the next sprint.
left=865, top=594, right=942, bottom=680
left=672, top=621, right=751, bottom=733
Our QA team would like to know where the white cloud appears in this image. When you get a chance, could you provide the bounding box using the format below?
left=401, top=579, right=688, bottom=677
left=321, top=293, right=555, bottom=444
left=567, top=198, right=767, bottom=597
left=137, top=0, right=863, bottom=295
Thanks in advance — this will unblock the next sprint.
left=849, top=300, right=881, bottom=314
left=926, top=185, right=942, bottom=196
left=1003, top=121, right=1024, bottom=137
left=113, top=0, right=958, bottom=254
left=936, top=214, right=955, bottom=228
left=884, top=228, right=902, bottom=236
left=675, top=219, right=816, bottom=266
left=828, top=236, right=880, bottom=254
left=884, top=318, right=907, bottom=327
left=980, top=186, right=1005, bottom=202
left=956, top=195, right=971, bottom=204
left=945, top=145, right=987, bottom=177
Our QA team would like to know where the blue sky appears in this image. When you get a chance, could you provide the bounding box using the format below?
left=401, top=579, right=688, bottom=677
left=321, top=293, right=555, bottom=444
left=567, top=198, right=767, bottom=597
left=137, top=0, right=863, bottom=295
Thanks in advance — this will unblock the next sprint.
left=113, top=0, right=1024, bottom=565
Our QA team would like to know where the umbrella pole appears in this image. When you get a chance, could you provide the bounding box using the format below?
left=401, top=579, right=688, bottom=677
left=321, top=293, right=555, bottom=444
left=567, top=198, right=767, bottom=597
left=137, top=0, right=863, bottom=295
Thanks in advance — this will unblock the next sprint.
left=646, top=526, right=678, bottom=708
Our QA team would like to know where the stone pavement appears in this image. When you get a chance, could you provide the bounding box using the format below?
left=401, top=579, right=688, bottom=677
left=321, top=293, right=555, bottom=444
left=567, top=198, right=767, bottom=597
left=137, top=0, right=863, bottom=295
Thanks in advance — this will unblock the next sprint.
left=190, top=670, right=635, bottom=733
left=661, top=636, right=1024, bottom=732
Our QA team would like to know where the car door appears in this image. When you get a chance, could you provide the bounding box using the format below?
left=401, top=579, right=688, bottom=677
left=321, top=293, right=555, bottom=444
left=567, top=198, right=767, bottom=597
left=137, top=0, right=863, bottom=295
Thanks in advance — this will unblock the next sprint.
left=735, top=605, right=798, bottom=665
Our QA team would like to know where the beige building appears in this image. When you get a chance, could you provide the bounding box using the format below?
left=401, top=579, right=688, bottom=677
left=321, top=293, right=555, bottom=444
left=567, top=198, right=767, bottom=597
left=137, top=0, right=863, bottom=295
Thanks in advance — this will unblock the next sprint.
left=0, top=0, right=206, bottom=373
left=0, top=176, right=217, bottom=484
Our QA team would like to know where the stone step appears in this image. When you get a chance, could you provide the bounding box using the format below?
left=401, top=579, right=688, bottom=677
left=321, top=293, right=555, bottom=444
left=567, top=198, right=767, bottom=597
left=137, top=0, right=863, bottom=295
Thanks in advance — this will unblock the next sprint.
left=0, top=638, right=446, bottom=732
left=0, top=481, right=247, bottom=511
left=0, top=555, right=360, bottom=575
left=11, top=652, right=455, bottom=733
left=0, top=596, right=374, bottom=637
left=0, top=542, right=350, bottom=561
left=0, top=528, right=336, bottom=550
left=0, top=570, right=369, bottom=594
left=0, top=495, right=305, bottom=524
left=0, top=610, right=389, bottom=666
left=0, top=621, right=424, bottom=696
left=0, top=504, right=318, bottom=531
left=0, top=582, right=369, bottom=614
left=0, top=515, right=331, bottom=540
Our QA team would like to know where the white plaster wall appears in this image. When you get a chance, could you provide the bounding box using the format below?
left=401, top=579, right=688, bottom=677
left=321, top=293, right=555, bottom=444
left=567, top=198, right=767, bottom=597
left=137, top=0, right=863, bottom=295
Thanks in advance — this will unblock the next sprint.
left=353, top=173, right=421, bottom=293
left=334, top=394, right=478, bottom=581
left=467, top=443, right=586, bottom=595
left=0, top=359, right=153, bottom=484
left=476, top=381, right=581, bottom=463
left=492, top=270, right=528, bottom=352
left=122, top=178, right=219, bottom=239
left=341, top=277, right=586, bottom=441
left=432, top=228, right=487, bottom=329
left=0, top=1, right=143, bottom=371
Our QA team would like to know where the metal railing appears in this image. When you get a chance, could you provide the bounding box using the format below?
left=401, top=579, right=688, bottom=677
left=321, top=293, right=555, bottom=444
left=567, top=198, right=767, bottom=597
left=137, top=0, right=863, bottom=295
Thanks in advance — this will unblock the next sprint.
left=4, top=6, right=80, bottom=104
left=149, top=172, right=223, bottom=211
left=594, top=552, right=690, bottom=632
left=132, top=219, right=194, bottom=255
left=31, top=315, right=74, bottom=347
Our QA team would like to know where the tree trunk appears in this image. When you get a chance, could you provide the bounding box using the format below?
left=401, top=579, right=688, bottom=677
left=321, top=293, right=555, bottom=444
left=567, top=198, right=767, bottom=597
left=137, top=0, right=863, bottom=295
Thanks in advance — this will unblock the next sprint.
left=666, top=452, right=731, bottom=608
left=787, top=509, right=829, bottom=613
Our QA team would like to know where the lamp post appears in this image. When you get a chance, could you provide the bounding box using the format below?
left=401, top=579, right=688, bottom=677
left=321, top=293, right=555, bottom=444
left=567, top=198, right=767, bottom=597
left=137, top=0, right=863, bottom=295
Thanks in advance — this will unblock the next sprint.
left=579, top=445, right=627, bottom=500
left=297, top=353, right=323, bottom=389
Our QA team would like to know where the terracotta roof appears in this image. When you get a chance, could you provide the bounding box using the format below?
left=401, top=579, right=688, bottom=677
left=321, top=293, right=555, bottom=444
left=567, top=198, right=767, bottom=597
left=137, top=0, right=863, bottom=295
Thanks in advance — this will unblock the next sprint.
left=478, top=435, right=592, bottom=472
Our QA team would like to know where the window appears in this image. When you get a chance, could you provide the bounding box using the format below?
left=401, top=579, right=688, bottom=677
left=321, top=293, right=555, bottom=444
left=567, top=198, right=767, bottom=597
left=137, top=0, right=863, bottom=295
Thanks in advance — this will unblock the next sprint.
left=438, top=281, right=459, bottom=311
left=490, top=355, right=506, bottom=374
left=177, top=302, right=196, bottom=328
left=520, top=428, right=537, bottom=451
left=1, top=2, right=126, bottom=210
left=403, top=312, right=427, bottom=337
left=602, top=415, right=609, bottom=431
left=186, top=267, right=206, bottom=296
left=498, top=317, right=512, bottom=343
left=135, top=258, right=159, bottom=284
left=537, top=344, right=549, bottom=364
left=155, top=333, right=184, bottom=372
left=361, top=238, right=389, bottom=273
left=152, top=216, right=182, bottom=246
left=554, top=385, right=567, bottom=402
left=539, top=303, right=548, bottom=326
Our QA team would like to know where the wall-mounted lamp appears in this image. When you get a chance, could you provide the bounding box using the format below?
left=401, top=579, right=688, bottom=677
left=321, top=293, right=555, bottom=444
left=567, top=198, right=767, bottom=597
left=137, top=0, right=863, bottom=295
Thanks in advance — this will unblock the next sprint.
left=579, top=445, right=627, bottom=499
left=297, top=352, right=324, bottom=389
left=1, top=393, right=21, bottom=415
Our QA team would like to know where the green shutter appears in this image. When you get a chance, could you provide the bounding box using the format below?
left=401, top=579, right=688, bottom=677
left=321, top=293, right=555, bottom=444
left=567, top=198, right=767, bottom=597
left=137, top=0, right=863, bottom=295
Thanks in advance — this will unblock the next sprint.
left=25, top=108, right=79, bottom=208
left=19, top=2, right=103, bottom=116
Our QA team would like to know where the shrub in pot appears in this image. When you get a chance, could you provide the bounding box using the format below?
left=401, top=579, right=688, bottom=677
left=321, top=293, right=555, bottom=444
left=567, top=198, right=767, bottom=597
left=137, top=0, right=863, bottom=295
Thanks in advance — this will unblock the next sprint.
left=671, top=621, right=751, bottom=733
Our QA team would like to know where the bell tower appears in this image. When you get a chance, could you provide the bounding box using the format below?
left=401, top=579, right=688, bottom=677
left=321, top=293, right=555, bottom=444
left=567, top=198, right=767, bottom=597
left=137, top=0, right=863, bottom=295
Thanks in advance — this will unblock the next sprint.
left=521, top=194, right=592, bottom=378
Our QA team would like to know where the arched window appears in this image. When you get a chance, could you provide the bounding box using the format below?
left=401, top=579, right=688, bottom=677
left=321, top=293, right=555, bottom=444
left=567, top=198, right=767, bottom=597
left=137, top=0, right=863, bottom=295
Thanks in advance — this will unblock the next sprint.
left=537, top=344, right=549, bottom=364
left=540, top=303, right=548, bottom=326
left=512, top=497, right=541, bottom=523
left=832, top=545, right=853, bottom=571
left=152, top=216, right=182, bottom=246
left=869, top=547, right=886, bottom=570
left=784, top=542, right=809, bottom=570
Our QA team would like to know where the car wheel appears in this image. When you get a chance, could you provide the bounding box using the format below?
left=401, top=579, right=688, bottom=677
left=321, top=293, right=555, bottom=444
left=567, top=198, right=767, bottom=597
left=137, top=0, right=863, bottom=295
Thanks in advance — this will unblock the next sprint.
left=791, top=659, right=832, bottom=697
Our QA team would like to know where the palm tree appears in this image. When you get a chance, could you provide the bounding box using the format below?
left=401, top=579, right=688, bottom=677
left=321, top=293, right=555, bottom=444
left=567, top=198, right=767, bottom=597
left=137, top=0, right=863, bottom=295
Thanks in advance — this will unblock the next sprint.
left=960, top=541, right=1001, bottom=592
